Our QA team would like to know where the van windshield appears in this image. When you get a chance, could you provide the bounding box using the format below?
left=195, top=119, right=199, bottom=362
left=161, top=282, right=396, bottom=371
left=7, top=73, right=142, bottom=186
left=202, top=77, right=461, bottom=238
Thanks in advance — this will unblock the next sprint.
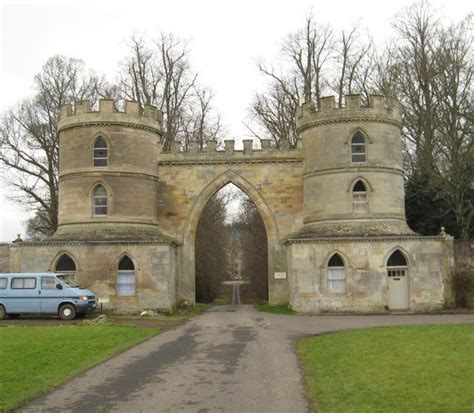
left=57, top=275, right=80, bottom=288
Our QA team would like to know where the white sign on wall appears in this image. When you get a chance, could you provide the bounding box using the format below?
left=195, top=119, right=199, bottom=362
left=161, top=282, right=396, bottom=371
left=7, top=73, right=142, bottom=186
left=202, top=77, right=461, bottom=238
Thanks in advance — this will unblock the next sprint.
left=274, top=272, right=287, bottom=279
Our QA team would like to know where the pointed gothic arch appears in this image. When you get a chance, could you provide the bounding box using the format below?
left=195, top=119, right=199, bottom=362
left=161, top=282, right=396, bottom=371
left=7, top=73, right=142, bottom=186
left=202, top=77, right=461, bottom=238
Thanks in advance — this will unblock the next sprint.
left=183, top=170, right=279, bottom=246
left=181, top=170, right=280, bottom=302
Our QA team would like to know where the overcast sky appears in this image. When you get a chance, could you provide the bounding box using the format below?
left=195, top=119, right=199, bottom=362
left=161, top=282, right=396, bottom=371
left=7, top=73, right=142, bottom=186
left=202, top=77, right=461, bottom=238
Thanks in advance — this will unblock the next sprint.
left=0, top=0, right=471, bottom=242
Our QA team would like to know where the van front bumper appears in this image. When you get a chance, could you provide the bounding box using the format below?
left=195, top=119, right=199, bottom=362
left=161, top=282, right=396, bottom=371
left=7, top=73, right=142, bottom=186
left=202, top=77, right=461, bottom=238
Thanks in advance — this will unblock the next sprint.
left=75, top=300, right=97, bottom=314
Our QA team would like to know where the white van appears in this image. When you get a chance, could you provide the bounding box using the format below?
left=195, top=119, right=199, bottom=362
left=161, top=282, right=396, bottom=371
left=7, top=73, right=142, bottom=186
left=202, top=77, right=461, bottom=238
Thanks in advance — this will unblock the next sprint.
left=0, top=273, right=96, bottom=320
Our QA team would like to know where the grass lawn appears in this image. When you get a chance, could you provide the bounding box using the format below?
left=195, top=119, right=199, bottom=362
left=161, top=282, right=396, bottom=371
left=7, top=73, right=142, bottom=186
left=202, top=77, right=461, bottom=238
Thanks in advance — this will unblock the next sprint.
left=298, top=324, right=474, bottom=412
left=254, top=303, right=297, bottom=315
left=0, top=324, right=160, bottom=412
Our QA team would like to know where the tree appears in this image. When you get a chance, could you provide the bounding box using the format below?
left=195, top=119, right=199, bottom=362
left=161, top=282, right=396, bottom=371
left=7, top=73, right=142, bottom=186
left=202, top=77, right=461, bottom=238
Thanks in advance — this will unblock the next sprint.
left=195, top=190, right=232, bottom=303
left=233, top=197, right=268, bottom=301
left=382, top=3, right=473, bottom=238
left=249, top=3, right=473, bottom=238
left=0, top=56, right=105, bottom=239
left=119, top=33, right=222, bottom=151
left=248, top=15, right=372, bottom=148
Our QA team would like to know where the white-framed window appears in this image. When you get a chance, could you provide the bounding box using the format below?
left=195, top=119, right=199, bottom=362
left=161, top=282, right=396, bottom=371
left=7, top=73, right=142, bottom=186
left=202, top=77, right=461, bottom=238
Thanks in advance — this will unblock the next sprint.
left=117, top=256, right=135, bottom=296
left=93, top=185, right=108, bottom=216
left=0, top=278, right=7, bottom=289
left=352, top=180, right=368, bottom=213
left=93, top=137, right=108, bottom=167
left=351, top=132, right=366, bottom=163
left=328, top=253, right=346, bottom=293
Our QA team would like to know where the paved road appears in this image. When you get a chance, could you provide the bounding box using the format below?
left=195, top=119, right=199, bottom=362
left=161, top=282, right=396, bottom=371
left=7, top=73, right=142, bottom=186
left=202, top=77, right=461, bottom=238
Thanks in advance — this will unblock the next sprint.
left=20, top=306, right=474, bottom=413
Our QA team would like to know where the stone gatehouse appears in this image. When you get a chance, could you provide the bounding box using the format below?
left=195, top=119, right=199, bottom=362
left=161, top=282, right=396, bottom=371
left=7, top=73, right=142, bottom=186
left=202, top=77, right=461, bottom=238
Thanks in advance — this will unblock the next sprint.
left=5, top=95, right=453, bottom=312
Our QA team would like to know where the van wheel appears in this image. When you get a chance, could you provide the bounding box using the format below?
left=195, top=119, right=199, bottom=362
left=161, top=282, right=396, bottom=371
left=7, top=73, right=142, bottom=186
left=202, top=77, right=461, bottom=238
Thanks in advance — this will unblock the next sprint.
left=0, top=305, right=6, bottom=320
left=59, top=304, right=76, bottom=321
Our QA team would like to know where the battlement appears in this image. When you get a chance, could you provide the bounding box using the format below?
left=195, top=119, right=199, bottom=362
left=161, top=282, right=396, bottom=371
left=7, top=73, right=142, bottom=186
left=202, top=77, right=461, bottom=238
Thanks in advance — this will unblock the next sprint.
left=295, top=94, right=402, bottom=131
left=158, top=138, right=303, bottom=165
left=58, top=99, right=163, bottom=134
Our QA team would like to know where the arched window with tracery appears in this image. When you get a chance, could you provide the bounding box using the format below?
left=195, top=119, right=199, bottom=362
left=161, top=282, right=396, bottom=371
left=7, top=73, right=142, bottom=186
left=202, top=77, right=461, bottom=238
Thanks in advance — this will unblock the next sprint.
left=352, top=180, right=368, bottom=213
left=328, top=253, right=346, bottom=293
left=387, top=250, right=408, bottom=273
left=93, top=137, right=108, bottom=167
left=117, top=255, right=135, bottom=296
left=93, top=185, right=108, bottom=216
left=351, top=132, right=366, bottom=163
left=55, top=254, right=77, bottom=283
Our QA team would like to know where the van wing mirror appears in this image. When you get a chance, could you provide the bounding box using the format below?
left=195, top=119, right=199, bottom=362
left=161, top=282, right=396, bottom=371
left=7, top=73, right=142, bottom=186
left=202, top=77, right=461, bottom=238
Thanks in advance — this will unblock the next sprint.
left=56, top=283, right=63, bottom=290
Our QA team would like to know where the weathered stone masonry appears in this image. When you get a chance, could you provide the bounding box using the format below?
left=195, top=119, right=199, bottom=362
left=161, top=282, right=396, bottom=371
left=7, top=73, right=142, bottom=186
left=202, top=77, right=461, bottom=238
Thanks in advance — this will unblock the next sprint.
left=7, top=95, right=453, bottom=312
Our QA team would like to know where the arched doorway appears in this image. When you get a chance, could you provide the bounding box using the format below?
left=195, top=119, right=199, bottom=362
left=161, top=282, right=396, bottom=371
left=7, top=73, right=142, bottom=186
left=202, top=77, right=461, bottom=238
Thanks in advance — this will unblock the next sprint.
left=181, top=170, right=279, bottom=305
left=54, top=253, right=77, bottom=283
left=386, top=249, right=409, bottom=310
left=194, top=183, right=268, bottom=304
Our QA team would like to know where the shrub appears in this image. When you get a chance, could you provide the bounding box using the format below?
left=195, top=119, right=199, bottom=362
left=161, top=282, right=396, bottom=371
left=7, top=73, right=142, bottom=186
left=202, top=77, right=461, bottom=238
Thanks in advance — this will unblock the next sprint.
left=452, top=270, right=474, bottom=308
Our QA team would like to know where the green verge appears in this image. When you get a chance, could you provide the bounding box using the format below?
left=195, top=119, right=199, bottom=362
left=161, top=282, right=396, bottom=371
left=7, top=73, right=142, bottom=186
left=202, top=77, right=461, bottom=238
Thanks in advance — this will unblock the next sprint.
left=298, top=324, right=474, bottom=413
left=0, top=324, right=160, bottom=412
left=164, top=303, right=213, bottom=321
left=254, top=303, right=297, bottom=315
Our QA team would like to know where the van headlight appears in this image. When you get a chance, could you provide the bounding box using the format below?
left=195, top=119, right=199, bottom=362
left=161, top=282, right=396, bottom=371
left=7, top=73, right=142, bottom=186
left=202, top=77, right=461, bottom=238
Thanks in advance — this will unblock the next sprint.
left=78, top=295, right=88, bottom=301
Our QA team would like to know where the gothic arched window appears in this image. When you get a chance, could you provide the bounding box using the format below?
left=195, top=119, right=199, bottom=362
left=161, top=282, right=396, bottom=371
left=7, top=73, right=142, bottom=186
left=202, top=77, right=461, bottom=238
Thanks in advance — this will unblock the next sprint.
left=352, top=180, right=368, bottom=213
left=328, top=253, right=346, bottom=293
left=55, top=254, right=76, bottom=283
left=117, top=255, right=135, bottom=296
left=93, top=185, right=108, bottom=216
left=387, top=250, right=408, bottom=281
left=93, top=137, right=108, bottom=167
left=351, top=132, right=366, bottom=163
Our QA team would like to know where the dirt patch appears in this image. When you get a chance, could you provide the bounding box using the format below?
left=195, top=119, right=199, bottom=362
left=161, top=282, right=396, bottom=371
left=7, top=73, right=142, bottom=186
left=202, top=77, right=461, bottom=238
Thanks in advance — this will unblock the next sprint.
left=0, top=314, right=185, bottom=330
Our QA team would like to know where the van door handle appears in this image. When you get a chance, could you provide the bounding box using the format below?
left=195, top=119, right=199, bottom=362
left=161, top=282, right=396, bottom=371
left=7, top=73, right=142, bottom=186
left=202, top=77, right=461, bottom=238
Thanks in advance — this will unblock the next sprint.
left=38, top=291, right=41, bottom=295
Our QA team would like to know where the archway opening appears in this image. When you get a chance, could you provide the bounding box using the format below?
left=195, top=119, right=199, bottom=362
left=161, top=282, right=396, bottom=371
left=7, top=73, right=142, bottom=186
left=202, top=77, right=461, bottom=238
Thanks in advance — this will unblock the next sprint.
left=195, top=183, right=269, bottom=304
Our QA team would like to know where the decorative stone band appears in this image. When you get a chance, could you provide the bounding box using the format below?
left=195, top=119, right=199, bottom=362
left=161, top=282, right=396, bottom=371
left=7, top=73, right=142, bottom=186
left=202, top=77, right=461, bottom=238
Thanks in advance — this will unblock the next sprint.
left=50, top=221, right=177, bottom=244
left=296, top=116, right=402, bottom=134
left=284, top=235, right=445, bottom=245
left=59, top=170, right=160, bottom=182
left=56, top=220, right=161, bottom=228
left=10, top=239, right=178, bottom=247
left=303, top=214, right=408, bottom=224
left=58, top=121, right=162, bottom=136
left=158, top=155, right=303, bottom=166
left=302, top=165, right=404, bottom=179
left=296, top=219, right=415, bottom=237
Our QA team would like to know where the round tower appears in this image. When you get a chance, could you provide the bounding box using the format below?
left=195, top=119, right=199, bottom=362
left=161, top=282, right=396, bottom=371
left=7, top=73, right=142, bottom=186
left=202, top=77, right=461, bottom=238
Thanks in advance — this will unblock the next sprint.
left=296, top=94, right=413, bottom=237
left=53, top=99, right=164, bottom=240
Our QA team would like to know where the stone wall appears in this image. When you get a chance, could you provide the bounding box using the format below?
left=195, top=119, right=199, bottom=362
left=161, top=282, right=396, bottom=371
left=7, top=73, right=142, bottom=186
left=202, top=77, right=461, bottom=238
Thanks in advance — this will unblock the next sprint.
left=0, top=244, right=10, bottom=272
left=286, top=236, right=447, bottom=313
left=9, top=241, right=176, bottom=312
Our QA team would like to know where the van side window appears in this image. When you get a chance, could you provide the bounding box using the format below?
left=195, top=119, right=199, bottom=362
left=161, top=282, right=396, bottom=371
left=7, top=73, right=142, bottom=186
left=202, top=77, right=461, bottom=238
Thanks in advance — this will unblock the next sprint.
left=11, top=278, right=36, bottom=289
left=41, top=277, right=57, bottom=290
left=0, top=278, right=7, bottom=289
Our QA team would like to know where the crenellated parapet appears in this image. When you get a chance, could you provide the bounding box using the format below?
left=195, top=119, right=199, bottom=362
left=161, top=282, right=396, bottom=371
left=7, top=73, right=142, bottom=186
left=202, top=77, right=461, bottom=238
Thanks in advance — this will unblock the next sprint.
left=58, top=99, right=163, bottom=135
left=295, top=94, right=402, bottom=132
left=158, top=138, right=303, bottom=166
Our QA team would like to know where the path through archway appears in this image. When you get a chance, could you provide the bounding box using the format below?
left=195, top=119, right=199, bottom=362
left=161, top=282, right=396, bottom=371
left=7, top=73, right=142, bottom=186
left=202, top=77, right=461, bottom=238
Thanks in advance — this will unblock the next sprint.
left=195, top=183, right=268, bottom=304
